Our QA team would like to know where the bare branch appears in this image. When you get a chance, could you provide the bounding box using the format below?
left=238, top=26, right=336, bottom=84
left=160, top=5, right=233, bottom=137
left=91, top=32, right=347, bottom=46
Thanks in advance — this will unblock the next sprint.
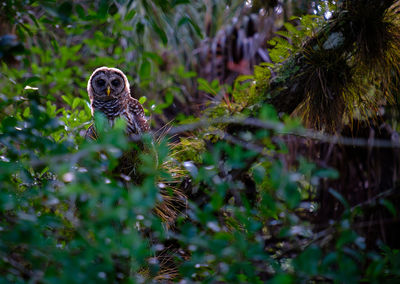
left=137, top=116, right=400, bottom=149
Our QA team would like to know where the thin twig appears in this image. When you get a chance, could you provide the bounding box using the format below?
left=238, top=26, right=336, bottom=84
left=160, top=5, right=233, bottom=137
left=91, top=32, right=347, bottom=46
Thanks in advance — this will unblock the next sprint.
left=129, top=116, right=400, bottom=149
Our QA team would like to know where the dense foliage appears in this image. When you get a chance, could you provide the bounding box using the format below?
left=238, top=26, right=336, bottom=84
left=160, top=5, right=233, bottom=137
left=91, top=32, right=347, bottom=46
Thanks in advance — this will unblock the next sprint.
left=1, top=0, right=400, bottom=283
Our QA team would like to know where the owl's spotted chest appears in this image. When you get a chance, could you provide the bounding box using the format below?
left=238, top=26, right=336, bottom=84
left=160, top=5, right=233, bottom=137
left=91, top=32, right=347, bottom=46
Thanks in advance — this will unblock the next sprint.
left=93, top=98, right=141, bottom=135
left=93, top=98, right=123, bottom=118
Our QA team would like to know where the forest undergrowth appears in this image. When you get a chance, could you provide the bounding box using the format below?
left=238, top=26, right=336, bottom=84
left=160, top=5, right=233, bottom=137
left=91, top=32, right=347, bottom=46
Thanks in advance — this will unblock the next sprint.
left=0, top=0, right=400, bottom=283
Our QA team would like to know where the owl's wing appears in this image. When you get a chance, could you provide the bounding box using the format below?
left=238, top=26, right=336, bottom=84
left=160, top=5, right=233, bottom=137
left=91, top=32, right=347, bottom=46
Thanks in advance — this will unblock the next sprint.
left=127, top=97, right=150, bottom=134
left=127, top=97, right=159, bottom=168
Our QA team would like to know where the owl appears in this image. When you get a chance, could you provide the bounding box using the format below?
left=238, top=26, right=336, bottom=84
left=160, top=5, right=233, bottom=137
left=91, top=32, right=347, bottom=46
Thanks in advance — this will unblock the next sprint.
left=86, top=66, right=149, bottom=139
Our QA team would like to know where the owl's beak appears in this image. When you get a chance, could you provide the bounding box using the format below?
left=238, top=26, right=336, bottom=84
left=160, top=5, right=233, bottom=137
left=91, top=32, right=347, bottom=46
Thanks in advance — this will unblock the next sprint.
left=106, top=85, right=111, bottom=96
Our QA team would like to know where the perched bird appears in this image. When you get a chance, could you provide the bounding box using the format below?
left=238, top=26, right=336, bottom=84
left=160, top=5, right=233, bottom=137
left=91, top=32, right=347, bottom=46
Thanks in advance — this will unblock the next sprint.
left=86, top=67, right=154, bottom=182
left=86, top=66, right=149, bottom=139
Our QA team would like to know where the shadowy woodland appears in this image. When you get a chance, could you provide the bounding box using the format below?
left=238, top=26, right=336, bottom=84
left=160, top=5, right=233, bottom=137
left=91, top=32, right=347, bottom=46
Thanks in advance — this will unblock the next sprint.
left=1, top=0, right=400, bottom=282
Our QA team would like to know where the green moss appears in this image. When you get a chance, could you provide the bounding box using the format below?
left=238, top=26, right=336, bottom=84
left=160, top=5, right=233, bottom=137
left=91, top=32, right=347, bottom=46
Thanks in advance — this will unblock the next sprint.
left=172, top=137, right=206, bottom=163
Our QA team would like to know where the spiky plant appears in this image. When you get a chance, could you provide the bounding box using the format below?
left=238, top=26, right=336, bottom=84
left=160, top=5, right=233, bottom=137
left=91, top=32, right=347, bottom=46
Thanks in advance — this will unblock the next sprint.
left=294, top=49, right=351, bottom=131
left=268, top=0, right=400, bottom=132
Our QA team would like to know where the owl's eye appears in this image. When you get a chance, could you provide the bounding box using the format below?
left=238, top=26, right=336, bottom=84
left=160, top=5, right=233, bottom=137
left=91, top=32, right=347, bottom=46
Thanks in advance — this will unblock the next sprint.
left=96, top=79, right=106, bottom=87
left=111, top=79, right=121, bottom=87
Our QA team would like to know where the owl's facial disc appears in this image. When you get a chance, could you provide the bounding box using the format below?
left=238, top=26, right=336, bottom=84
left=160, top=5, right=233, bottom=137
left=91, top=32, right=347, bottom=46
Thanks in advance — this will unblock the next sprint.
left=92, top=72, right=125, bottom=99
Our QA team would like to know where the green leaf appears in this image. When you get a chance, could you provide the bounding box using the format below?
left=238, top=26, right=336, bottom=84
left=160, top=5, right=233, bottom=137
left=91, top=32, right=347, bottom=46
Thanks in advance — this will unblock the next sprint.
left=23, top=76, right=41, bottom=87
left=139, top=96, right=147, bottom=104
left=23, top=107, right=30, bottom=118
left=329, top=188, right=349, bottom=210
left=177, top=65, right=196, bottom=78
left=143, top=52, right=163, bottom=65
left=177, top=16, right=203, bottom=38
left=61, top=95, right=72, bottom=106
left=136, top=22, right=145, bottom=35
left=97, top=0, right=109, bottom=18
left=197, top=78, right=217, bottom=95
left=236, top=75, right=254, bottom=82
left=294, top=245, right=322, bottom=276
left=151, top=22, right=168, bottom=44
left=27, top=11, right=40, bottom=28
left=284, top=182, right=301, bottom=209
left=125, top=9, right=136, bottom=21
left=177, top=16, right=190, bottom=27
left=337, top=230, right=357, bottom=248
left=172, top=0, right=190, bottom=6
left=380, top=199, right=397, bottom=217
left=284, top=22, right=298, bottom=35
left=139, top=60, right=151, bottom=79
left=315, top=168, right=339, bottom=179
left=72, top=98, right=80, bottom=109
left=51, top=38, right=59, bottom=53
left=268, top=274, right=294, bottom=284
left=57, top=2, right=73, bottom=22
left=75, top=4, right=86, bottom=19
left=259, top=104, right=278, bottom=121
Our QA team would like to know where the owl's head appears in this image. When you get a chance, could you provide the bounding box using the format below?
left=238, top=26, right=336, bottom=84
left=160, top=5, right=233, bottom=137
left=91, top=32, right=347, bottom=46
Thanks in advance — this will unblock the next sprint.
left=87, top=67, right=130, bottom=101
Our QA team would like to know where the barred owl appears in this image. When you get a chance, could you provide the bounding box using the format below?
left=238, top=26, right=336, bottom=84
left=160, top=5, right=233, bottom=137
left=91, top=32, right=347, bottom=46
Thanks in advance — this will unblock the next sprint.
left=86, top=66, right=149, bottom=139
left=86, top=67, right=156, bottom=182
